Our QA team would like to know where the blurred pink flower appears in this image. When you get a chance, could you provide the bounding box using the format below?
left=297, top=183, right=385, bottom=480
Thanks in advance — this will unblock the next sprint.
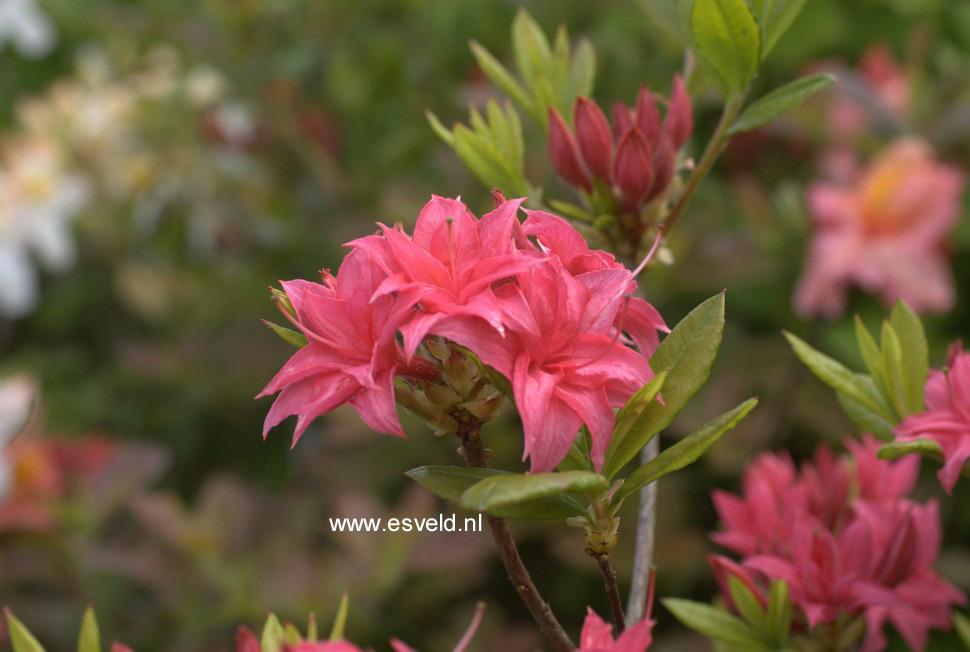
left=258, top=247, right=417, bottom=442
left=895, top=342, right=970, bottom=493
left=795, top=138, right=964, bottom=317
left=576, top=608, right=654, bottom=651
left=712, top=436, right=963, bottom=650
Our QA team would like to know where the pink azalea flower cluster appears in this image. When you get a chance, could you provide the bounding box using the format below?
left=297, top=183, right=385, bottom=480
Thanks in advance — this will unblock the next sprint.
left=575, top=608, right=654, bottom=652
left=896, top=342, right=970, bottom=493
left=547, top=77, right=693, bottom=212
left=711, top=436, right=965, bottom=651
left=259, top=195, right=667, bottom=472
left=795, top=138, right=965, bottom=318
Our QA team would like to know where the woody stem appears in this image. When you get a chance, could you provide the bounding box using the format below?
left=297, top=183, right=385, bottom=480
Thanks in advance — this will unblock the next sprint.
left=458, top=419, right=575, bottom=652
left=591, top=552, right=626, bottom=633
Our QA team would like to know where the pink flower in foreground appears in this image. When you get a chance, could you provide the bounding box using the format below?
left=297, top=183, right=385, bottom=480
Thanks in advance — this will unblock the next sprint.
left=895, top=342, right=970, bottom=493
left=258, top=247, right=422, bottom=442
left=794, top=138, right=964, bottom=318
left=712, top=436, right=963, bottom=650
left=432, top=259, right=652, bottom=472
left=575, top=608, right=654, bottom=652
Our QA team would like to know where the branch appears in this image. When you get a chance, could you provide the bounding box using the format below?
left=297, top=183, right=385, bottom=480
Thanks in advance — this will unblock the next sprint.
left=590, top=552, right=625, bottom=633
left=458, top=419, right=575, bottom=651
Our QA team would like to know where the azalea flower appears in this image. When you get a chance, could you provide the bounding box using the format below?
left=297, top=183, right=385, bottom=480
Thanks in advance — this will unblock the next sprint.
left=895, top=342, right=970, bottom=493
left=794, top=138, right=964, bottom=317
left=575, top=608, right=653, bottom=651
left=0, top=0, right=55, bottom=58
left=349, top=195, right=536, bottom=358
left=711, top=436, right=963, bottom=650
left=258, top=248, right=427, bottom=442
left=431, top=258, right=652, bottom=472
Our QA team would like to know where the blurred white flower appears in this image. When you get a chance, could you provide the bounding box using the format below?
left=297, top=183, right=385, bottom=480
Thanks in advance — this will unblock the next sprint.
left=0, top=138, right=90, bottom=316
left=0, top=0, right=55, bottom=58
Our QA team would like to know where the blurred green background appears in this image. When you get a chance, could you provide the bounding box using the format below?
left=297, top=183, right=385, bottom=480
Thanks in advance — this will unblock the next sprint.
left=1, top=0, right=968, bottom=649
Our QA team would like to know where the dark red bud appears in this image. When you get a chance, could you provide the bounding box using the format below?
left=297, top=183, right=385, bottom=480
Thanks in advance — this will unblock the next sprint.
left=646, top=135, right=676, bottom=201
left=875, top=511, right=918, bottom=586
left=635, top=85, right=662, bottom=144
left=235, top=626, right=261, bottom=652
left=663, top=74, right=694, bottom=150
left=574, top=97, right=613, bottom=183
left=613, top=127, right=654, bottom=206
left=611, top=101, right=633, bottom=143
left=547, top=107, right=591, bottom=191
left=490, top=188, right=507, bottom=208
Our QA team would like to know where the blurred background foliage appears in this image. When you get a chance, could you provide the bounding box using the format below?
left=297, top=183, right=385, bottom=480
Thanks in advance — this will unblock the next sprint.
left=0, top=0, right=968, bottom=650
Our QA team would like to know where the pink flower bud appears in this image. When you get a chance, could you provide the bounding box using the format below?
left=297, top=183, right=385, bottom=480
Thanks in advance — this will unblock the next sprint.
left=708, top=554, right=768, bottom=612
left=611, top=101, right=633, bottom=143
left=613, top=127, right=654, bottom=206
left=574, top=97, right=613, bottom=183
left=635, top=85, right=661, bottom=144
left=646, top=135, right=675, bottom=201
left=547, top=107, right=591, bottom=191
left=663, top=74, right=693, bottom=150
left=872, top=507, right=919, bottom=586
left=235, top=626, right=261, bottom=652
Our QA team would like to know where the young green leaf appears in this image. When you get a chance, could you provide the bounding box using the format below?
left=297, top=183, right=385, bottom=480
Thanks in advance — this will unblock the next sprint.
left=511, top=8, right=552, bottom=87
left=728, top=575, right=768, bottom=630
left=877, top=439, right=942, bottom=461
left=425, top=110, right=455, bottom=146
left=405, top=466, right=585, bottom=520
left=690, top=0, right=761, bottom=94
left=262, top=320, right=308, bottom=349
left=880, top=321, right=909, bottom=418
left=614, top=398, right=757, bottom=503
left=559, top=428, right=594, bottom=472
left=78, top=606, right=100, bottom=652
left=607, top=369, right=669, bottom=460
left=783, top=331, right=896, bottom=421
left=953, top=611, right=970, bottom=649
left=306, top=613, right=318, bottom=643
left=329, top=592, right=349, bottom=641
left=728, top=73, right=835, bottom=134
left=854, top=316, right=889, bottom=399
left=888, top=300, right=929, bottom=415
left=566, top=38, right=597, bottom=105
left=282, top=623, right=302, bottom=645
left=766, top=580, right=792, bottom=643
left=750, top=0, right=810, bottom=58
left=4, top=608, right=46, bottom=652
left=602, top=293, right=726, bottom=477
left=468, top=41, right=536, bottom=123
left=836, top=391, right=895, bottom=440
left=460, top=470, right=607, bottom=513
left=451, top=125, right=528, bottom=198
left=663, top=598, right=768, bottom=647
left=261, top=613, right=284, bottom=652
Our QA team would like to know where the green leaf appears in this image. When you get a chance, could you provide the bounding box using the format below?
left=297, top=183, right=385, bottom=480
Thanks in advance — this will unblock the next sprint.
left=610, top=369, right=669, bottom=449
left=854, top=316, right=889, bottom=399
left=880, top=321, right=908, bottom=418
left=405, top=466, right=585, bottom=520
left=602, top=293, right=726, bottom=478
left=615, top=398, right=757, bottom=503
left=690, top=0, right=761, bottom=94
left=728, top=73, right=835, bottom=134
left=728, top=576, right=767, bottom=630
left=663, top=599, right=768, bottom=647
left=511, top=8, right=552, bottom=88
left=750, top=0, right=810, bottom=58
left=261, top=613, right=284, bottom=652
left=262, top=320, right=308, bottom=349
left=877, top=439, right=942, bottom=461
left=425, top=110, right=455, bottom=146
left=783, top=331, right=895, bottom=421
left=836, top=391, right=895, bottom=440
left=452, top=125, right=527, bottom=197
left=460, top=470, right=607, bottom=513
left=566, top=38, right=597, bottom=104
left=306, top=614, right=318, bottom=643
left=559, top=428, right=594, bottom=472
left=468, top=41, right=536, bottom=123
left=78, top=606, right=100, bottom=652
left=954, top=611, right=970, bottom=649
left=766, top=580, right=792, bottom=643
left=329, top=592, right=349, bottom=641
left=4, top=608, right=46, bottom=652
left=888, top=300, right=928, bottom=415
left=547, top=199, right=593, bottom=223
left=282, top=623, right=302, bottom=645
